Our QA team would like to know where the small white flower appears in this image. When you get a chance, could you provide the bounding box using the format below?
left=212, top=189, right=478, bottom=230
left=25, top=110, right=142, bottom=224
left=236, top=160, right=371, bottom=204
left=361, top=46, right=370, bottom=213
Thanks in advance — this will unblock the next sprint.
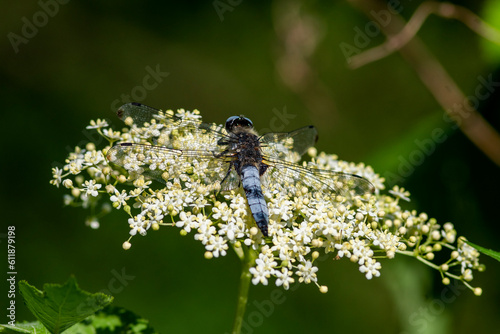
left=218, top=217, right=247, bottom=241
left=293, top=222, right=313, bottom=245
left=128, top=214, right=149, bottom=236
left=194, top=219, right=216, bottom=244
left=50, top=167, right=63, bottom=187
left=68, top=158, right=84, bottom=174
left=249, top=264, right=270, bottom=285
left=175, top=108, right=202, bottom=121
left=176, top=212, right=200, bottom=233
left=255, top=253, right=278, bottom=271
left=296, top=260, right=318, bottom=284
left=86, top=118, right=109, bottom=129
left=110, top=189, right=130, bottom=209
left=269, top=197, right=294, bottom=221
left=102, top=128, right=122, bottom=140
left=205, top=235, right=228, bottom=257
left=388, top=186, right=411, bottom=202
left=189, top=196, right=209, bottom=212
left=275, top=268, right=294, bottom=290
left=230, top=195, right=249, bottom=218
left=81, top=180, right=101, bottom=197
left=359, top=259, right=381, bottom=279
left=457, top=242, right=480, bottom=274
left=335, top=241, right=352, bottom=258
left=212, top=202, right=233, bottom=221
left=149, top=210, right=164, bottom=225
left=133, top=176, right=152, bottom=190
left=84, top=150, right=105, bottom=166
left=143, top=121, right=164, bottom=138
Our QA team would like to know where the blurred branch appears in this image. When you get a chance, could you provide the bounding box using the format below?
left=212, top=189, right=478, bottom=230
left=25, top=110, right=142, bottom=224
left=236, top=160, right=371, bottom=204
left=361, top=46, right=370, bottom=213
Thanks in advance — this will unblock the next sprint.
left=348, top=0, right=500, bottom=167
left=349, top=1, right=500, bottom=69
left=273, top=0, right=338, bottom=125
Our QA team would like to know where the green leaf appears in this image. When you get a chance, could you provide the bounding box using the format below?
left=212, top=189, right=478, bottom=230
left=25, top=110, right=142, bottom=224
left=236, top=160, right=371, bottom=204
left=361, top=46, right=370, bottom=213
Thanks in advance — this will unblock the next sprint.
left=0, top=322, right=49, bottom=334
left=18, top=277, right=113, bottom=334
left=61, top=306, right=158, bottom=334
left=1, top=306, right=157, bottom=334
left=464, top=240, right=500, bottom=262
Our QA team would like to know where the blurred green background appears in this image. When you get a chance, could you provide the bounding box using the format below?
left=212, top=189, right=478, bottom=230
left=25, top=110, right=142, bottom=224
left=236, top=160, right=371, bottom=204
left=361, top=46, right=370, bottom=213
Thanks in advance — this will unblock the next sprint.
left=2, top=0, right=500, bottom=333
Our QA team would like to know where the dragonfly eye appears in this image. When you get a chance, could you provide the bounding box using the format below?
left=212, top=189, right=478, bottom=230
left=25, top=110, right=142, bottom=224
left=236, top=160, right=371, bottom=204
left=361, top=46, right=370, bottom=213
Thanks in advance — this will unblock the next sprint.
left=225, top=116, right=253, bottom=132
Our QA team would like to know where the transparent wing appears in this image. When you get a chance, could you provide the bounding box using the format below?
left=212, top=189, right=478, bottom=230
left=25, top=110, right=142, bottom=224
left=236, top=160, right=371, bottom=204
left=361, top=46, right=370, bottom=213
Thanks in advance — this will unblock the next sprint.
left=260, top=125, right=372, bottom=199
left=116, top=102, right=230, bottom=147
left=117, top=102, right=164, bottom=126
left=260, top=125, right=318, bottom=162
left=262, top=156, right=374, bottom=200
left=106, top=143, right=240, bottom=190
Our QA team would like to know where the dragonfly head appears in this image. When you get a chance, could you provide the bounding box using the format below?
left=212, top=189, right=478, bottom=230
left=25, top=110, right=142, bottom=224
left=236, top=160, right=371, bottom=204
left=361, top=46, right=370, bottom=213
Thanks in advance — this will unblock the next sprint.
left=225, top=115, right=254, bottom=133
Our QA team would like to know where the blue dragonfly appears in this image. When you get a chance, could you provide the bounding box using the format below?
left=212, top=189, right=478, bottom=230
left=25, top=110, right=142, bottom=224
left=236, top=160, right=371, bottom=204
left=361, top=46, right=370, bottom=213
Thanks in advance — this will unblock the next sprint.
left=106, top=103, right=374, bottom=236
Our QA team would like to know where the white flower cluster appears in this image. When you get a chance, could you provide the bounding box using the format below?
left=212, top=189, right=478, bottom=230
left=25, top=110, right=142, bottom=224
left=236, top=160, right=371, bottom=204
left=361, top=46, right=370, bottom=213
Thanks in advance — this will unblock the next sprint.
left=50, top=109, right=484, bottom=294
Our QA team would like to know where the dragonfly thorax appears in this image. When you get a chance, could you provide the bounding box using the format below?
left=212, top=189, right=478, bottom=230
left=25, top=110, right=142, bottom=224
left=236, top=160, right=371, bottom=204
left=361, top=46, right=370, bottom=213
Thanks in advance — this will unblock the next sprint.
left=230, top=131, right=263, bottom=172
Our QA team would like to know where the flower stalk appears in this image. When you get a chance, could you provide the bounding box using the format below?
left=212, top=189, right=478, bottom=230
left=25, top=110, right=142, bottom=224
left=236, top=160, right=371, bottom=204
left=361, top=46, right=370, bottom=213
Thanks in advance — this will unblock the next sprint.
left=232, top=245, right=257, bottom=334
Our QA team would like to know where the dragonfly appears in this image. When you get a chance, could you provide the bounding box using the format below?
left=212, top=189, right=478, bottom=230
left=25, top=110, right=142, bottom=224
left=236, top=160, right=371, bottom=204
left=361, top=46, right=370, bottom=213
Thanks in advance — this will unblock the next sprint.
left=106, top=102, right=375, bottom=237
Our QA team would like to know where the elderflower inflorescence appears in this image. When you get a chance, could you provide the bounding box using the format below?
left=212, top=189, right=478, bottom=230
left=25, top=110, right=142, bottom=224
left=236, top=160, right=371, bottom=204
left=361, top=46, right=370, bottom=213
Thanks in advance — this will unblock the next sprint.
left=50, top=109, right=484, bottom=294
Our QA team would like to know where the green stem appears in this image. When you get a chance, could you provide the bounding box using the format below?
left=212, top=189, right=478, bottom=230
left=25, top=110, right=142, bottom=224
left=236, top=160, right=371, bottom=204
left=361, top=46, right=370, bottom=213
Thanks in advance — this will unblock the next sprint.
left=396, top=250, right=464, bottom=281
left=232, top=245, right=256, bottom=334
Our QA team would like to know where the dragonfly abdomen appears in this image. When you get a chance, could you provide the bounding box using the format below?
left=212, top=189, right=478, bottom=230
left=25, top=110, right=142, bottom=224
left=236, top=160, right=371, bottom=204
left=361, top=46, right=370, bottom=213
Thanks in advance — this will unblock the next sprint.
left=241, top=165, right=269, bottom=237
